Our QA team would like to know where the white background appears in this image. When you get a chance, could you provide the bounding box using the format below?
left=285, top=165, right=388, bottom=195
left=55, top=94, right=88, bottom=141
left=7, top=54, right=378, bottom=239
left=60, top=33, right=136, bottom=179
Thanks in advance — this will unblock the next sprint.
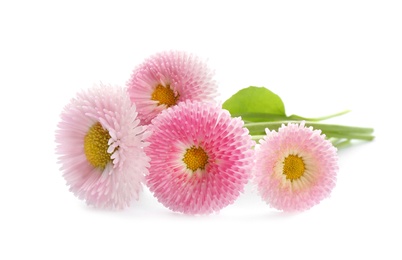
left=1, top=0, right=401, bottom=259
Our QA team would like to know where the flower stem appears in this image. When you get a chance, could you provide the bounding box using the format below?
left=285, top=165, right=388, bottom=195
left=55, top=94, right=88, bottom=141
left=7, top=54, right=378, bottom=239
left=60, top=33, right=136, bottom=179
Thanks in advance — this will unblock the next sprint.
left=245, top=121, right=375, bottom=142
left=288, top=110, right=351, bottom=121
left=329, top=138, right=352, bottom=149
left=234, top=110, right=351, bottom=122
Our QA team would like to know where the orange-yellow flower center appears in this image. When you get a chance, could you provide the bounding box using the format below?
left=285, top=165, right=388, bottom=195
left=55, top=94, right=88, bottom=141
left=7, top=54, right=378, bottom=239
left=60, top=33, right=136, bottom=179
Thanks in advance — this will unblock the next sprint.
left=283, top=154, right=305, bottom=180
left=84, top=122, right=112, bottom=170
left=151, top=84, right=179, bottom=107
left=183, top=146, right=209, bottom=172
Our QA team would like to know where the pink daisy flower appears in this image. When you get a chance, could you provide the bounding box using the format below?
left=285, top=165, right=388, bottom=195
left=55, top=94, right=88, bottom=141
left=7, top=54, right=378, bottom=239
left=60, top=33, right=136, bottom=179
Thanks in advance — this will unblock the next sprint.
left=145, top=101, right=255, bottom=215
left=127, top=50, right=218, bottom=125
left=55, top=84, right=151, bottom=210
left=254, top=122, right=338, bottom=212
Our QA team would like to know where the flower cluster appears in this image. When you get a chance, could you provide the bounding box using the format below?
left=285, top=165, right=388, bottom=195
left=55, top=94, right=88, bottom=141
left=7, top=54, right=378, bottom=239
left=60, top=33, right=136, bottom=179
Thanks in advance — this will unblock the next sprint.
left=55, top=50, right=374, bottom=214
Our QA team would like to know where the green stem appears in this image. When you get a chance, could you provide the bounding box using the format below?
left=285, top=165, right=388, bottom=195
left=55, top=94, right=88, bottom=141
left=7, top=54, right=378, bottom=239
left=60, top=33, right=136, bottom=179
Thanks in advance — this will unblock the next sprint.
left=321, top=131, right=374, bottom=141
left=251, top=135, right=266, bottom=141
left=245, top=121, right=374, bottom=142
left=288, top=110, right=351, bottom=121
left=232, top=110, right=351, bottom=122
left=330, top=138, right=352, bottom=149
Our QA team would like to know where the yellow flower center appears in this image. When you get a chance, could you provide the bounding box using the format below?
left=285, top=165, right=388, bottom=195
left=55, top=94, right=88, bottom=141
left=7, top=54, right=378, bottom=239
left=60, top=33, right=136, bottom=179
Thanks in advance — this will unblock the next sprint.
left=183, top=146, right=209, bottom=172
left=84, top=122, right=112, bottom=170
left=283, top=154, right=305, bottom=181
left=151, top=84, right=179, bottom=107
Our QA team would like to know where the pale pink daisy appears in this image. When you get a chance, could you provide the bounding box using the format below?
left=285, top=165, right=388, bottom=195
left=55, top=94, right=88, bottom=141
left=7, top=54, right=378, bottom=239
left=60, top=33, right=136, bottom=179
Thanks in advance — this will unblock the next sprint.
left=254, top=122, right=338, bottom=212
left=55, top=84, right=151, bottom=210
left=145, top=101, right=255, bottom=215
left=127, top=50, right=218, bottom=125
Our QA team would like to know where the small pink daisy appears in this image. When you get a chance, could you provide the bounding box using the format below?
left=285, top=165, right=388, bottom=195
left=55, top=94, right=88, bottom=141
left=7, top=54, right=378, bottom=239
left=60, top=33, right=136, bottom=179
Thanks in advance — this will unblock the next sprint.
left=127, top=50, right=218, bottom=125
left=254, top=122, right=338, bottom=212
left=55, top=84, right=150, bottom=210
left=145, top=101, right=255, bottom=215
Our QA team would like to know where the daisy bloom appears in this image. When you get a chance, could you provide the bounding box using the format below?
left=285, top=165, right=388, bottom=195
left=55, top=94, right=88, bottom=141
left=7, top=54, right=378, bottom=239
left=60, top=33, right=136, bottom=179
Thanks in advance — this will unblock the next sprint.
left=145, top=101, right=255, bottom=215
left=254, top=122, right=338, bottom=212
left=55, top=84, right=150, bottom=210
left=127, top=50, right=218, bottom=124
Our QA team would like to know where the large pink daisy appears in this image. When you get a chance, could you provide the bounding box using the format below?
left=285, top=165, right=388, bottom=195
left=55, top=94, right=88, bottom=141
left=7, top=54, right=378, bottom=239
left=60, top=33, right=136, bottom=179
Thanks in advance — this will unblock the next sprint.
left=55, top=84, right=150, bottom=210
left=254, top=122, right=338, bottom=212
left=145, top=101, right=255, bottom=215
left=127, top=50, right=218, bottom=125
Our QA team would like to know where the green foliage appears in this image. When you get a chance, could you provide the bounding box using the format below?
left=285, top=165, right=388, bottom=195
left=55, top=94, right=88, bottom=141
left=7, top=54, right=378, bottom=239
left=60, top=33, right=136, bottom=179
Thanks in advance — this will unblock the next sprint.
left=222, top=86, right=374, bottom=148
left=222, top=86, right=287, bottom=122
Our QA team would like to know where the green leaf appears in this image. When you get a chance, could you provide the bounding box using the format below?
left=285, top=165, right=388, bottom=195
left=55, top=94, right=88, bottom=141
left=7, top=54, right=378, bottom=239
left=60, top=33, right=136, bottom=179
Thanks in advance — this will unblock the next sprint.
left=222, top=86, right=286, bottom=122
